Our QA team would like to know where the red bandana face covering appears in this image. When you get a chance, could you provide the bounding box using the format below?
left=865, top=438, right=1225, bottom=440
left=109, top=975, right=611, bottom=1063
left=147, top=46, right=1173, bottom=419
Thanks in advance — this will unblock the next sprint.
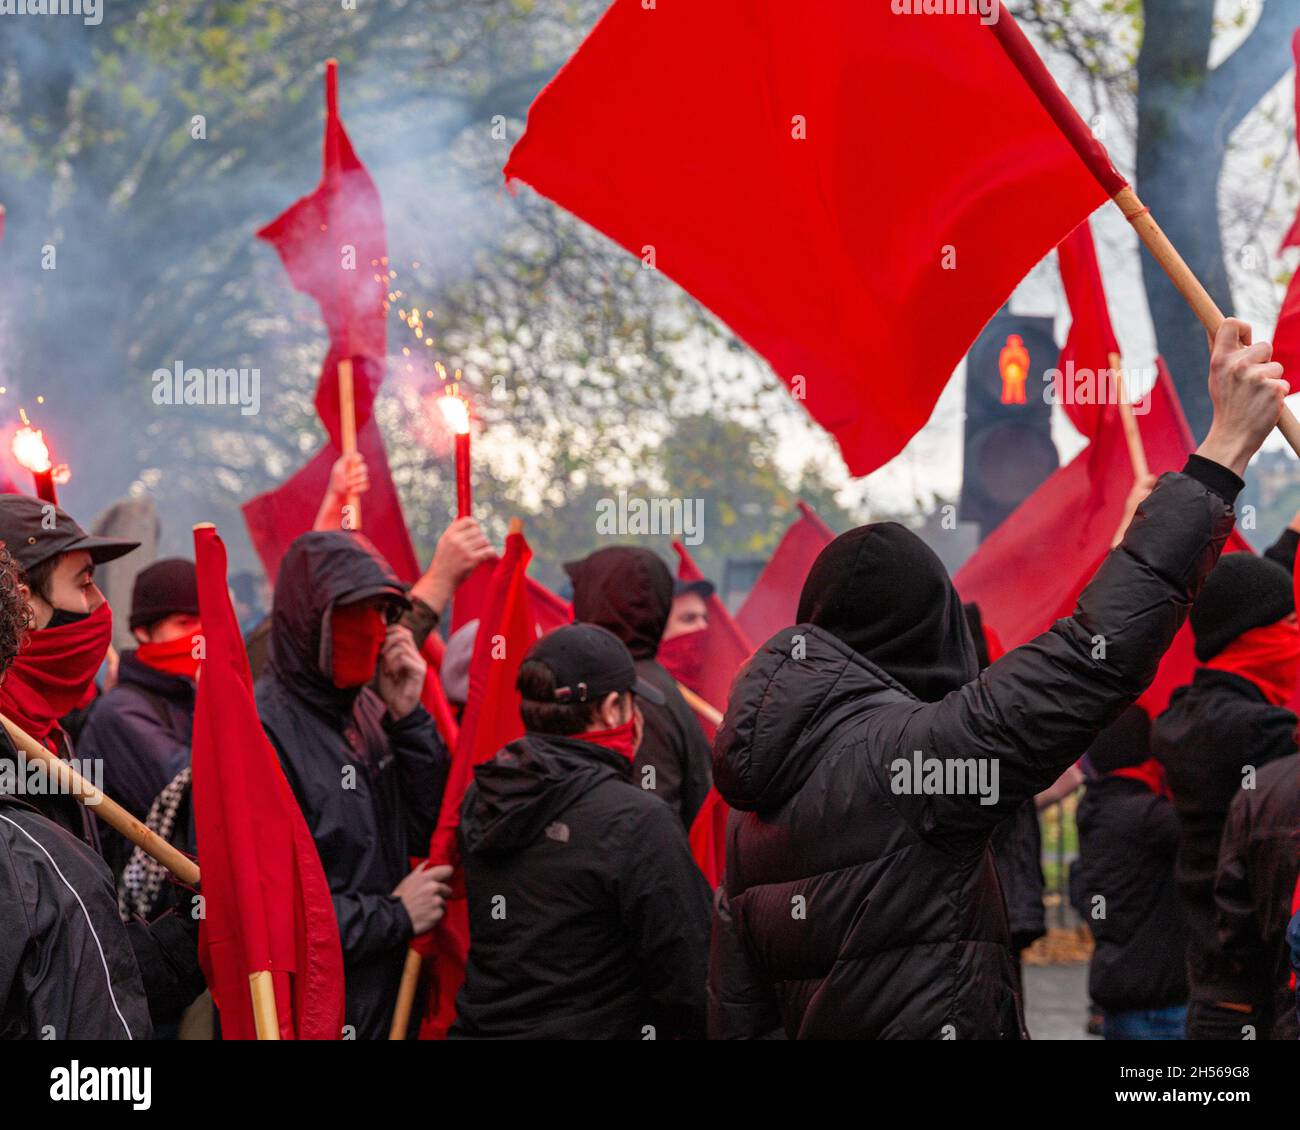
left=1205, top=619, right=1300, bottom=707
left=657, top=628, right=707, bottom=690
left=0, top=602, right=113, bottom=747
left=573, top=714, right=640, bottom=763
left=136, top=631, right=203, bottom=680
left=330, top=603, right=388, bottom=689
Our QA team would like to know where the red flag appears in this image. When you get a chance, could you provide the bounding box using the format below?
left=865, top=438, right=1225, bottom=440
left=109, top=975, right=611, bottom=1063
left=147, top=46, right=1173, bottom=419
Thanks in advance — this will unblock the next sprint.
left=420, top=528, right=538, bottom=1039
left=244, top=60, right=419, bottom=583
left=419, top=633, right=460, bottom=753
left=504, top=1, right=1126, bottom=475
left=191, top=524, right=344, bottom=1039
left=1274, top=264, right=1300, bottom=393
left=734, top=502, right=836, bottom=645
left=954, top=360, right=1252, bottom=717
left=1280, top=31, right=1300, bottom=253
left=450, top=558, right=572, bottom=637
left=1056, top=219, right=1122, bottom=445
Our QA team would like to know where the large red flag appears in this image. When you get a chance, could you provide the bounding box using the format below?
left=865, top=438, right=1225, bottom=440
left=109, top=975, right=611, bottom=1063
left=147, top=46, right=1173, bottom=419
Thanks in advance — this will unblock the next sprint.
left=244, top=61, right=419, bottom=583
left=1271, top=31, right=1300, bottom=387
left=504, top=1, right=1127, bottom=475
left=191, top=524, right=344, bottom=1039
left=734, top=502, right=836, bottom=645
left=419, top=528, right=538, bottom=1039
left=1280, top=31, right=1300, bottom=253
left=1056, top=219, right=1122, bottom=447
left=954, top=361, right=1252, bottom=718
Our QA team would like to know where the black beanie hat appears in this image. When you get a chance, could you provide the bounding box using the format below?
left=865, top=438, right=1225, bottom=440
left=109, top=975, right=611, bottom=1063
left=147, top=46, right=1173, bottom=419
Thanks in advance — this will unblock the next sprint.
left=1190, top=553, right=1294, bottom=662
left=797, top=523, right=978, bottom=703
left=130, top=557, right=199, bottom=630
left=1085, top=705, right=1151, bottom=775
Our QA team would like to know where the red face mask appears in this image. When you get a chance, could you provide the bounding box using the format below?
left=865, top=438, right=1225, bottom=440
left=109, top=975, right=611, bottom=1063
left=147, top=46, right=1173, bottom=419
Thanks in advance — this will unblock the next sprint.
left=574, top=711, right=642, bottom=763
left=1205, top=619, right=1300, bottom=707
left=136, top=631, right=203, bottom=680
left=330, top=603, right=388, bottom=689
left=656, top=627, right=708, bottom=691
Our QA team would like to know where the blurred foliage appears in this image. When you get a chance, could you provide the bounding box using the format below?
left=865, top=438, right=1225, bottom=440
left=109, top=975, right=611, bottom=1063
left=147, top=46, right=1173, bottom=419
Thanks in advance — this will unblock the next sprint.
left=0, top=0, right=851, bottom=580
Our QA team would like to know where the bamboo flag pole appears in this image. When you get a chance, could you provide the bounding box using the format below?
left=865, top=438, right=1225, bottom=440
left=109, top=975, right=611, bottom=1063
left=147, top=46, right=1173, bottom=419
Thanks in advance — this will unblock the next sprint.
left=676, top=682, right=724, bottom=728
left=249, top=970, right=281, bottom=1040
left=1111, top=187, right=1300, bottom=455
left=0, top=712, right=200, bottom=886
left=338, top=357, right=361, bottom=528
left=1108, top=351, right=1150, bottom=482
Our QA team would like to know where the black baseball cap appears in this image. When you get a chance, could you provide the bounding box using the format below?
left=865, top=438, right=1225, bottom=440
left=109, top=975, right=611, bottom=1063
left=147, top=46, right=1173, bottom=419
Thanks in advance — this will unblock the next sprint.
left=674, top=578, right=715, bottom=600
left=519, top=623, right=665, bottom=706
left=0, top=495, right=140, bottom=574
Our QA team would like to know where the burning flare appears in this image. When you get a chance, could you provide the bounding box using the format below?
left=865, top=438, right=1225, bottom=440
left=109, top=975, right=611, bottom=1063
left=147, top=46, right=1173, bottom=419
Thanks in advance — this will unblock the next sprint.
left=437, top=393, right=470, bottom=436
left=12, top=424, right=51, bottom=474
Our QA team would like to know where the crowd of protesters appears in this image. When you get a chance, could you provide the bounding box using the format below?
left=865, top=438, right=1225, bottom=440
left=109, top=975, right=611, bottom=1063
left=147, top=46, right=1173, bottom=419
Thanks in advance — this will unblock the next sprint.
left=1, top=320, right=1298, bottom=1041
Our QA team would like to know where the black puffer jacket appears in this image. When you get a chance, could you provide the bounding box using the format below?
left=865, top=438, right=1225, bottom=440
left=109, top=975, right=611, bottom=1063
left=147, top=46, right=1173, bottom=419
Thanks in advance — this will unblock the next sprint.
left=1076, top=776, right=1187, bottom=1012
left=0, top=792, right=152, bottom=1039
left=256, top=532, right=449, bottom=1040
left=566, top=547, right=712, bottom=828
left=452, top=732, right=710, bottom=1039
left=1213, top=752, right=1299, bottom=1040
left=1151, top=668, right=1297, bottom=1004
left=710, top=466, right=1235, bottom=1040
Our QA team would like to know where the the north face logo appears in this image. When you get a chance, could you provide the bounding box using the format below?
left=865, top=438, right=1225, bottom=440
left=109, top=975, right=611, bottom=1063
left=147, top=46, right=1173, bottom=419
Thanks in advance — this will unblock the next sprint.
left=544, top=821, right=570, bottom=843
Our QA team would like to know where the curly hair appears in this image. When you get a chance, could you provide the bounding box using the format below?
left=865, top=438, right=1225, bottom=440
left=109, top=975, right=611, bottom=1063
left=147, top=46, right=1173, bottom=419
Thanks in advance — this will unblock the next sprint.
left=0, top=542, right=33, bottom=677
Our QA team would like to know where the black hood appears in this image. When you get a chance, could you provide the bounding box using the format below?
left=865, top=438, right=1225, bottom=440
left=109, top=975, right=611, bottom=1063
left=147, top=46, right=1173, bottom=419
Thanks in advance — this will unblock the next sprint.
left=564, top=546, right=672, bottom=660
left=460, top=734, right=631, bottom=856
left=796, top=522, right=977, bottom=703
left=268, top=531, right=410, bottom=717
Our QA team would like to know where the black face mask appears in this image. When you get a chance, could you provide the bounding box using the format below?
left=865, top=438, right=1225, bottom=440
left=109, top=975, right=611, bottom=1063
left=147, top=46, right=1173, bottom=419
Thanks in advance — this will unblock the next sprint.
left=45, top=607, right=92, bottom=630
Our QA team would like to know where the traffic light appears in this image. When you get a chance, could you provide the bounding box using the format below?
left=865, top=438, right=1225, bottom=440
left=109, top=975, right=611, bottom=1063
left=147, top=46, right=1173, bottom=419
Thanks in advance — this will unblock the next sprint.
left=960, top=311, right=1059, bottom=540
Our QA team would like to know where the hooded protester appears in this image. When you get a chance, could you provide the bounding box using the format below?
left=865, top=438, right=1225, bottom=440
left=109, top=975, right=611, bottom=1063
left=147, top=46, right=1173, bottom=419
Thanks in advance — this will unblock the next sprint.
left=1076, top=706, right=1188, bottom=1039
left=966, top=603, right=1046, bottom=965
left=452, top=624, right=711, bottom=1039
left=0, top=538, right=152, bottom=1039
left=565, top=547, right=712, bottom=828
left=256, top=530, right=452, bottom=1040
left=1211, top=750, right=1299, bottom=1040
left=1151, top=551, right=1300, bottom=1039
left=705, top=318, right=1287, bottom=1040
left=79, top=558, right=200, bottom=878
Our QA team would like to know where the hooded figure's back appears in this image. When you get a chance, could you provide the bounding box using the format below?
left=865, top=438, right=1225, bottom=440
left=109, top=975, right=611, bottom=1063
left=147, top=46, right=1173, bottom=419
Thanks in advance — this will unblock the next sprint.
left=709, top=471, right=1238, bottom=1039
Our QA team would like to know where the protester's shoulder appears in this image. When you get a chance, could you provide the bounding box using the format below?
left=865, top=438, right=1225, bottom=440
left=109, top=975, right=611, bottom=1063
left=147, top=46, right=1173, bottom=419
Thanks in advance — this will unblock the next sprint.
left=0, top=797, right=113, bottom=891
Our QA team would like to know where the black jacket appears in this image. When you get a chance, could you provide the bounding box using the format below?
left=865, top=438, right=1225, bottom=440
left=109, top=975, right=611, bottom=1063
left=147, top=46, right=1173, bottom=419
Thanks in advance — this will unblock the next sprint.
left=452, top=732, right=711, bottom=1039
left=567, top=546, right=712, bottom=827
left=255, top=531, right=449, bottom=1041
left=1151, top=667, right=1297, bottom=1003
left=989, top=801, right=1046, bottom=956
left=1213, top=752, right=1299, bottom=1039
left=709, top=468, right=1235, bottom=1039
left=78, top=651, right=195, bottom=877
left=0, top=793, right=152, bottom=1039
left=1076, top=776, right=1187, bottom=1011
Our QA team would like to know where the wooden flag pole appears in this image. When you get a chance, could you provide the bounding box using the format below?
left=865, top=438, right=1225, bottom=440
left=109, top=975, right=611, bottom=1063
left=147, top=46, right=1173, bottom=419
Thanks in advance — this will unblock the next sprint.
left=338, top=357, right=361, bottom=528
left=387, top=949, right=424, bottom=1039
left=0, top=712, right=200, bottom=886
left=249, top=970, right=281, bottom=1040
left=676, top=682, right=724, bottom=729
left=1112, top=186, right=1300, bottom=456
left=1108, top=351, right=1150, bottom=482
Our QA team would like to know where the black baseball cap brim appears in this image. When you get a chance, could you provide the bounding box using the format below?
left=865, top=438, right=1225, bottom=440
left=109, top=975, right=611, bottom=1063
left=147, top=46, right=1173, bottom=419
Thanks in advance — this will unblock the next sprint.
left=65, top=534, right=141, bottom=566
left=674, top=578, right=715, bottom=600
left=632, top=675, right=666, bottom=706
left=521, top=623, right=666, bottom=706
